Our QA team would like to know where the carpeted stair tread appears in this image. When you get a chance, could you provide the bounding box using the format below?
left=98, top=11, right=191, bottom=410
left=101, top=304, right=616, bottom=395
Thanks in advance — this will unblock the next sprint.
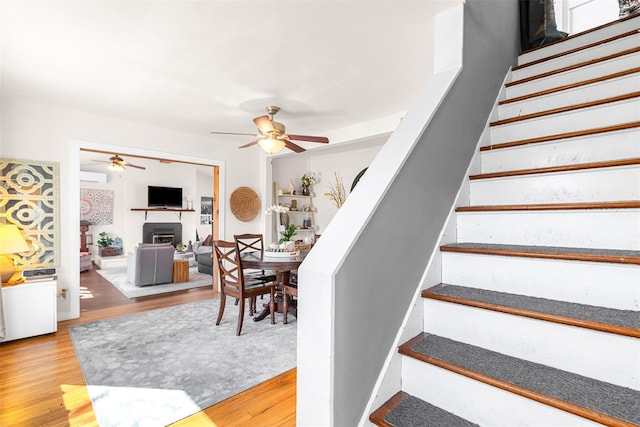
left=424, top=284, right=640, bottom=334
left=440, top=242, right=640, bottom=264
left=375, top=392, right=479, bottom=427
left=405, top=333, right=640, bottom=426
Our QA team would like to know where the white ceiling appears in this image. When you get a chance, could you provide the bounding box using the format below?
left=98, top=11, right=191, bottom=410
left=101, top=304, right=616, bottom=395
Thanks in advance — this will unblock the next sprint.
left=1, top=0, right=454, bottom=147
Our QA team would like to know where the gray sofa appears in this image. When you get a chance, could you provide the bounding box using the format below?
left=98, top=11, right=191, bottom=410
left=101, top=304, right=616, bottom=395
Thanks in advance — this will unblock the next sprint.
left=127, top=242, right=174, bottom=286
left=194, top=238, right=213, bottom=275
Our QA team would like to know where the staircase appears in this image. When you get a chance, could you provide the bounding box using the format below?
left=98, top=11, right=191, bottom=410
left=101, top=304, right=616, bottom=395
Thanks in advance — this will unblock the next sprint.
left=370, top=15, right=640, bottom=427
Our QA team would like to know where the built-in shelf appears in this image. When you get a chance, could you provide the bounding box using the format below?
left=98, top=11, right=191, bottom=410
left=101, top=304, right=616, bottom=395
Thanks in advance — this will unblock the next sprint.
left=131, top=208, right=195, bottom=220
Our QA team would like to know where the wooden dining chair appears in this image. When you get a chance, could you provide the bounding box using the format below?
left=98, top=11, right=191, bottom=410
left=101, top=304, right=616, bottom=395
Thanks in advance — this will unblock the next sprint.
left=234, top=233, right=277, bottom=311
left=282, top=282, right=297, bottom=325
left=213, top=240, right=275, bottom=335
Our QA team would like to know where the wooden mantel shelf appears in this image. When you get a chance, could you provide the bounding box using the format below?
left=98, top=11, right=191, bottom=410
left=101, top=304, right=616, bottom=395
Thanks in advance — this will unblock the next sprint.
left=131, top=208, right=195, bottom=220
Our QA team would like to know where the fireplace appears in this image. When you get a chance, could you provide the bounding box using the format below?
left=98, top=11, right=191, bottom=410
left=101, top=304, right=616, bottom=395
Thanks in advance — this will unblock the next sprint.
left=142, top=223, right=182, bottom=246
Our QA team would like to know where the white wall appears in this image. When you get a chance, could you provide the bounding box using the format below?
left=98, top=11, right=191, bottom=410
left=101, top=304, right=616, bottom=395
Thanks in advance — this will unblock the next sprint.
left=271, top=137, right=387, bottom=236
left=0, top=97, right=263, bottom=321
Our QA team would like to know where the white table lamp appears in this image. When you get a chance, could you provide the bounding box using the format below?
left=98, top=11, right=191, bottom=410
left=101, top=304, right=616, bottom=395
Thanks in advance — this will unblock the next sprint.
left=0, top=224, right=30, bottom=285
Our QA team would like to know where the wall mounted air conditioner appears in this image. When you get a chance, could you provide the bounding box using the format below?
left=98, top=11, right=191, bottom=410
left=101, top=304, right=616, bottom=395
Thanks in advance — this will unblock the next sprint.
left=79, top=171, right=107, bottom=183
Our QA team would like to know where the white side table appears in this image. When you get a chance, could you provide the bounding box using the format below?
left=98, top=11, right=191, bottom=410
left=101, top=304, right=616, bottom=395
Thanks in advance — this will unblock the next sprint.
left=1, top=279, right=57, bottom=342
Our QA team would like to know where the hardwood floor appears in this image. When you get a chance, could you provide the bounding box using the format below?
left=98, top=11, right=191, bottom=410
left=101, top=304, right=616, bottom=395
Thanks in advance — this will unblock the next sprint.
left=0, top=265, right=296, bottom=426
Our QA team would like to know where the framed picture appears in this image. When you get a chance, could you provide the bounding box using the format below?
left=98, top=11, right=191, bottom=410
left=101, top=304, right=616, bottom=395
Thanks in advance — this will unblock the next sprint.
left=200, top=214, right=212, bottom=225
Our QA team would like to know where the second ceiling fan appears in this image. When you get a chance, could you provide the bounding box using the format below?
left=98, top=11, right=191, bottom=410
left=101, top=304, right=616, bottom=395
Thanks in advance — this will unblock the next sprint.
left=210, top=106, right=329, bottom=154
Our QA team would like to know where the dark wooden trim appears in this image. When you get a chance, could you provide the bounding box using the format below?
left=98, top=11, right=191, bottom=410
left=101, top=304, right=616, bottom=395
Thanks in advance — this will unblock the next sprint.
left=398, top=333, right=637, bottom=427
left=456, top=201, right=640, bottom=212
left=491, top=92, right=640, bottom=127
left=469, top=158, right=640, bottom=180
left=369, top=391, right=409, bottom=427
left=519, top=13, right=640, bottom=56
left=422, top=287, right=640, bottom=338
left=480, top=122, right=640, bottom=151
left=500, top=68, right=640, bottom=105
left=507, top=46, right=640, bottom=87
left=515, top=30, right=640, bottom=70
left=439, top=244, right=640, bottom=265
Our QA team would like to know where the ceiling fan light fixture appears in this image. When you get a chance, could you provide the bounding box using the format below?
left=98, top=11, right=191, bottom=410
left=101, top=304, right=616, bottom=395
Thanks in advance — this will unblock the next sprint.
left=258, top=137, right=285, bottom=154
left=108, top=162, right=125, bottom=172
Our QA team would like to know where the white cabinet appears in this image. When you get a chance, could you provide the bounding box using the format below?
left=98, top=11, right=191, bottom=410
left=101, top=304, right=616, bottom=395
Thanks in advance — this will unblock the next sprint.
left=276, top=193, right=317, bottom=239
left=2, top=279, right=57, bottom=341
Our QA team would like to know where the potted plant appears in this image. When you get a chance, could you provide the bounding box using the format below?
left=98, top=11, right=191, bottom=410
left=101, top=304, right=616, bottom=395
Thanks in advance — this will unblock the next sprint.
left=278, top=224, right=297, bottom=251
left=97, top=232, right=116, bottom=256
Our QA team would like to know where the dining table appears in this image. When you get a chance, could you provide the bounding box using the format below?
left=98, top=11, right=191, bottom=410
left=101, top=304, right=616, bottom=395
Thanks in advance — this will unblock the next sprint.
left=241, top=250, right=308, bottom=322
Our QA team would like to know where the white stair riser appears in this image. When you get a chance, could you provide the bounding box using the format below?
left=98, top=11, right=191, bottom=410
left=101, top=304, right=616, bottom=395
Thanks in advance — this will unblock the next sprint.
left=401, top=357, right=603, bottom=427
left=442, top=252, right=640, bottom=310
left=506, top=54, right=639, bottom=99
left=499, top=73, right=640, bottom=119
left=481, top=128, right=640, bottom=172
left=490, top=98, right=639, bottom=144
left=470, top=167, right=640, bottom=205
left=513, top=33, right=640, bottom=80
left=423, top=300, right=640, bottom=390
left=456, top=210, right=640, bottom=250
left=518, top=16, right=640, bottom=65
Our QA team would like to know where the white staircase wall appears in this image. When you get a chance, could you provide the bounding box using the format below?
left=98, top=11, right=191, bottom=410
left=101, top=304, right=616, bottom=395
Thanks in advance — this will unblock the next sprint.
left=456, top=209, right=640, bottom=250
left=423, top=299, right=640, bottom=389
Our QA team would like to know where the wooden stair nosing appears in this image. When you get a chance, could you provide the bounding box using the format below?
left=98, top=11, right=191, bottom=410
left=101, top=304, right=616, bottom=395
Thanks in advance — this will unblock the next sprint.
left=500, top=67, right=640, bottom=106
left=519, top=13, right=640, bottom=57
left=439, top=244, right=640, bottom=265
left=369, top=391, right=408, bottom=427
left=514, top=29, right=640, bottom=71
left=479, top=122, right=640, bottom=152
left=490, top=91, right=640, bottom=127
left=455, top=201, right=640, bottom=212
left=506, top=46, right=640, bottom=88
left=398, top=333, right=638, bottom=427
left=468, top=157, right=640, bottom=180
left=421, top=285, right=640, bottom=338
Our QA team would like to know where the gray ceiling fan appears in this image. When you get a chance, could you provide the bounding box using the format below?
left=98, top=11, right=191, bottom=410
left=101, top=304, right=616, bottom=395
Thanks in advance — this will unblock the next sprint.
left=210, top=106, right=329, bottom=154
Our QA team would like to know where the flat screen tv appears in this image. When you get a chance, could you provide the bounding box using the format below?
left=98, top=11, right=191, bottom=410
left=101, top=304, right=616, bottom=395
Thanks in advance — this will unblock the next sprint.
left=147, top=185, right=183, bottom=208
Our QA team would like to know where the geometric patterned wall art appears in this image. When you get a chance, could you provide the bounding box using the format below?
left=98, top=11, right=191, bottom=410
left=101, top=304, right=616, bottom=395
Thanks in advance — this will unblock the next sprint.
left=80, top=188, right=114, bottom=225
left=0, top=157, right=60, bottom=268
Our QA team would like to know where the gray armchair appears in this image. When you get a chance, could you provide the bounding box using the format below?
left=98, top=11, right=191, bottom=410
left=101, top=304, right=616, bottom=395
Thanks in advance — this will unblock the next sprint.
left=127, top=243, right=174, bottom=286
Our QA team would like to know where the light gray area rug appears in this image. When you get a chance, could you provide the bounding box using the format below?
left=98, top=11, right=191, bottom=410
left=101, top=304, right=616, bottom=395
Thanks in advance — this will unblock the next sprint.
left=97, top=267, right=212, bottom=298
left=69, top=298, right=296, bottom=427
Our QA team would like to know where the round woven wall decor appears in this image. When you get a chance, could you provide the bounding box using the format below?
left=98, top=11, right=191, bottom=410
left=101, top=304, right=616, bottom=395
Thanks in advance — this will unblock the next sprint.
left=229, top=186, right=261, bottom=222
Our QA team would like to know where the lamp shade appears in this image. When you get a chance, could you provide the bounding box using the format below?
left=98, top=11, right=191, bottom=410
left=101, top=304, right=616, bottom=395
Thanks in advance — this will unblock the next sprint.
left=0, top=224, right=30, bottom=254
left=258, top=138, right=285, bottom=154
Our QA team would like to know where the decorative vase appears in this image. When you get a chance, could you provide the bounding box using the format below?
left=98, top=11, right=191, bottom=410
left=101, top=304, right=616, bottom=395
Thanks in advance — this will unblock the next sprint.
left=279, top=212, right=290, bottom=228
left=301, top=186, right=310, bottom=196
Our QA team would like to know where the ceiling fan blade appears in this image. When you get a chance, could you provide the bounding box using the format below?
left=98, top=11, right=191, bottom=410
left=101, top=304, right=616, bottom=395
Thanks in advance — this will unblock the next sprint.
left=253, top=115, right=274, bottom=134
left=124, top=163, right=146, bottom=170
left=282, top=139, right=306, bottom=153
left=238, top=139, right=259, bottom=149
left=210, top=131, right=257, bottom=137
left=286, top=134, right=329, bottom=144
